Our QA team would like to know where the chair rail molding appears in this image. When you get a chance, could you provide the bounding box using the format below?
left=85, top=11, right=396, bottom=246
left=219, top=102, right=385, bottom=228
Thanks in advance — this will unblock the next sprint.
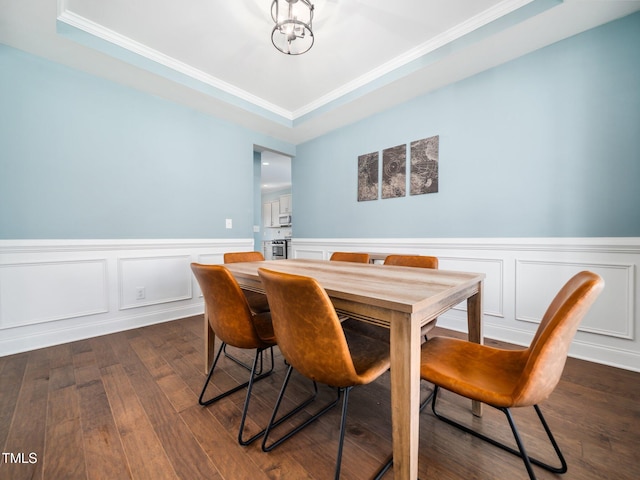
left=0, top=238, right=254, bottom=356
left=291, top=237, right=640, bottom=373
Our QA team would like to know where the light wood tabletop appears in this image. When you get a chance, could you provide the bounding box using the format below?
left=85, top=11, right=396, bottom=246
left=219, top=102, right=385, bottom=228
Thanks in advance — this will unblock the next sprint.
left=204, top=258, right=485, bottom=480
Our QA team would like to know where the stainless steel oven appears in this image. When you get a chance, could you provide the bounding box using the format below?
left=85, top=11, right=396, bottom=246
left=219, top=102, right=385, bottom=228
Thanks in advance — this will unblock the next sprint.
left=272, top=239, right=287, bottom=260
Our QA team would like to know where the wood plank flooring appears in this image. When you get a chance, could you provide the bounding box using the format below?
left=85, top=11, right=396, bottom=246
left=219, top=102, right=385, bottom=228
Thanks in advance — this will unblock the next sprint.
left=1, top=315, right=638, bottom=479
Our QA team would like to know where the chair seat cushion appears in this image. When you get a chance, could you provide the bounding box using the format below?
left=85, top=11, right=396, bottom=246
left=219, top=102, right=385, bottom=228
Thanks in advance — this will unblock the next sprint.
left=343, top=327, right=391, bottom=385
left=420, top=336, right=529, bottom=408
left=244, top=291, right=271, bottom=314
left=251, top=312, right=276, bottom=346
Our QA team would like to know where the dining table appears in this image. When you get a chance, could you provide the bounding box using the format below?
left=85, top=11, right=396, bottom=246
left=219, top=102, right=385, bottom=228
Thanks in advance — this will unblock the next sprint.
left=203, top=258, right=485, bottom=479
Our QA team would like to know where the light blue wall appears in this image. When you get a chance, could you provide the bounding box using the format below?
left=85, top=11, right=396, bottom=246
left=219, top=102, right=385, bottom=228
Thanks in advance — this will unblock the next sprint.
left=3, top=12, right=639, bottom=241
left=0, top=45, right=294, bottom=239
left=253, top=151, right=262, bottom=250
left=293, top=12, right=640, bottom=238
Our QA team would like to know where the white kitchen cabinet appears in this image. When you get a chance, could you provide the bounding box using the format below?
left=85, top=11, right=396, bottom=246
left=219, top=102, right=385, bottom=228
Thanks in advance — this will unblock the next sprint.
left=279, top=194, right=292, bottom=214
left=263, top=200, right=280, bottom=227
left=262, top=203, right=271, bottom=228
left=270, top=201, right=280, bottom=226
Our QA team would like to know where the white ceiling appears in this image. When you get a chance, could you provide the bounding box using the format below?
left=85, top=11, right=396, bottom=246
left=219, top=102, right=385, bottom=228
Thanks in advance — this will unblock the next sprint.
left=1, top=0, right=639, bottom=146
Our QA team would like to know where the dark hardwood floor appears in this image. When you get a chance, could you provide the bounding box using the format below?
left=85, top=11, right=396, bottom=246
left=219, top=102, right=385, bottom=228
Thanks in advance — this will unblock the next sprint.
left=1, top=315, right=638, bottom=479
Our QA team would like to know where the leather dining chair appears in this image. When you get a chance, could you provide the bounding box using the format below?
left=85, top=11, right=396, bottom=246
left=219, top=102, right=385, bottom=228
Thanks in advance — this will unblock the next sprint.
left=412, top=271, right=604, bottom=480
left=223, top=251, right=269, bottom=314
left=257, top=267, right=391, bottom=480
left=223, top=251, right=271, bottom=370
left=330, top=251, right=370, bottom=263
left=383, top=254, right=438, bottom=269
left=190, top=263, right=277, bottom=446
left=383, top=254, right=439, bottom=340
left=223, top=250, right=265, bottom=264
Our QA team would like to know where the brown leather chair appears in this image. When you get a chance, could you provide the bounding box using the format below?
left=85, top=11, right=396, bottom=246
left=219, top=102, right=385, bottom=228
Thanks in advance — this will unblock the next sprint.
left=330, top=251, right=370, bottom=263
left=223, top=251, right=271, bottom=371
left=223, top=251, right=269, bottom=313
left=383, top=254, right=438, bottom=269
left=257, top=267, right=390, bottom=479
left=190, top=263, right=276, bottom=446
left=223, top=251, right=265, bottom=264
left=418, top=271, right=604, bottom=480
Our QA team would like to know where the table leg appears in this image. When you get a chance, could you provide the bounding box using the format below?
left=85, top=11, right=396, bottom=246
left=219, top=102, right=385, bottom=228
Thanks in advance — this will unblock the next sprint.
left=389, top=311, right=421, bottom=479
left=467, top=282, right=484, bottom=416
left=204, top=305, right=215, bottom=374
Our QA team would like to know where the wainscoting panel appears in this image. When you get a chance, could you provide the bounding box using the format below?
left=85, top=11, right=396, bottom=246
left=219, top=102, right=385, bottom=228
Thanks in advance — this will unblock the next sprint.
left=515, top=260, right=634, bottom=339
left=197, top=253, right=224, bottom=265
left=2, top=237, right=639, bottom=372
left=295, top=248, right=325, bottom=260
left=291, top=238, right=640, bottom=372
left=119, top=255, right=193, bottom=310
left=0, top=259, right=108, bottom=329
left=440, top=257, right=504, bottom=318
left=0, top=239, right=253, bottom=356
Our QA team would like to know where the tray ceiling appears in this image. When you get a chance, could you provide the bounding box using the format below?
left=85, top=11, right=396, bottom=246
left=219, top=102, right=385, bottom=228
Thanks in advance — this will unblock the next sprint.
left=1, top=0, right=639, bottom=143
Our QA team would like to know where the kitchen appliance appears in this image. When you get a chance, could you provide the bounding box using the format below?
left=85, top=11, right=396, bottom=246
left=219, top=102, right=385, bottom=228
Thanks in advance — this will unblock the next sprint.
left=278, top=214, right=292, bottom=226
left=272, top=239, right=288, bottom=260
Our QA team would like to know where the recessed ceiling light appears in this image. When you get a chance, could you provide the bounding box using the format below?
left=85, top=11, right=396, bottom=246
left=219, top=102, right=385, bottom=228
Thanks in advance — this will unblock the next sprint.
left=262, top=162, right=270, bottom=165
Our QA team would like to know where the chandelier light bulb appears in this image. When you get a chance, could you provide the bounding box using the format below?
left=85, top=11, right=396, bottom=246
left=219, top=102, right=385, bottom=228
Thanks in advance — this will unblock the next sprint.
left=271, top=0, right=314, bottom=55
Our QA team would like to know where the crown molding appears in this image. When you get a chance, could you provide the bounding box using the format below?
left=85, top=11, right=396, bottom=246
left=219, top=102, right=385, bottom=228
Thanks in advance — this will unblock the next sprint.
left=56, top=8, right=293, bottom=121
left=292, top=0, right=535, bottom=118
left=57, top=0, right=536, bottom=124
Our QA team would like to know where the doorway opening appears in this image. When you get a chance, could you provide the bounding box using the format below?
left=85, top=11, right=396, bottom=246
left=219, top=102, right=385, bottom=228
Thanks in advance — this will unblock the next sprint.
left=253, top=150, right=292, bottom=259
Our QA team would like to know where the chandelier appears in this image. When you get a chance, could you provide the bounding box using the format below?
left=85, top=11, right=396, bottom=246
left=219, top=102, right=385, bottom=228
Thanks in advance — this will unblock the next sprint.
left=271, top=0, right=314, bottom=55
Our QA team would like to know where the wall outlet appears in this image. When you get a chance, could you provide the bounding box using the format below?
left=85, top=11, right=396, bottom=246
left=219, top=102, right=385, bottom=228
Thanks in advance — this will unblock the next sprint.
left=135, top=287, right=145, bottom=300
left=225, top=218, right=232, bottom=229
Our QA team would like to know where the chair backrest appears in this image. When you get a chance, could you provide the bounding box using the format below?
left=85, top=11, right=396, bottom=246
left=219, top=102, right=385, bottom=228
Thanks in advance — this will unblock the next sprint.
left=224, top=251, right=265, bottom=263
left=258, top=268, right=360, bottom=387
left=512, top=271, right=604, bottom=406
left=191, top=263, right=263, bottom=349
left=383, top=254, right=438, bottom=269
left=330, top=252, right=370, bottom=263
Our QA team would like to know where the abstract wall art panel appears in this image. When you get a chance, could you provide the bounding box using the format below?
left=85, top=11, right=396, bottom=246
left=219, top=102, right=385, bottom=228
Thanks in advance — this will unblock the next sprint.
left=357, top=151, right=379, bottom=201
left=382, top=144, right=406, bottom=199
left=410, top=135, right=439, bottom=195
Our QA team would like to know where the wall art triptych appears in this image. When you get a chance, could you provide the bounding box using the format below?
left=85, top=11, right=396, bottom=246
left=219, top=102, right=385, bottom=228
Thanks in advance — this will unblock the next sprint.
left=357, top=151, right=378, bottom=202
left=357, top=135, right=439, bottom=202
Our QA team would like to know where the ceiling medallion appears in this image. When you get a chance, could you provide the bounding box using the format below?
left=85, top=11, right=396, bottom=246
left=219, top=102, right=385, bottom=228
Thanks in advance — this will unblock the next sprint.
left=271, top=0, right=314, bottom=55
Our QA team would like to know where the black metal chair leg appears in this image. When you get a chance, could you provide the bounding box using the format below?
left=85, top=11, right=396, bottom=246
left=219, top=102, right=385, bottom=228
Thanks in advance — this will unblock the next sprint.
left=199, top=342, right=274, bottom=411
left=199, top=343, right=276, bottom=446
left=430, top=386, right=568, bottom=480
left=420, top=387, right=435, bottom=412
left=334, top=386, right=352, bottom=480
left=503, top=406, right=537, bottom=480
left=238, top=347, right=273, bottom=446
left=262, top=364, right=341, bottom=452
left=532, top=404, right=568, bottom=473
left=223, top=343, right=273, bottom=375
left=372, top=456, right=393, bottom=480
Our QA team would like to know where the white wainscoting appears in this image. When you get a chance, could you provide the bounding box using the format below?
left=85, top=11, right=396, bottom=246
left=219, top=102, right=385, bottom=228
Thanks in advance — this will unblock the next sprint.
left=0, top=239, right=253, bottom=356
left=292, top=237, right=640, bottom=372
